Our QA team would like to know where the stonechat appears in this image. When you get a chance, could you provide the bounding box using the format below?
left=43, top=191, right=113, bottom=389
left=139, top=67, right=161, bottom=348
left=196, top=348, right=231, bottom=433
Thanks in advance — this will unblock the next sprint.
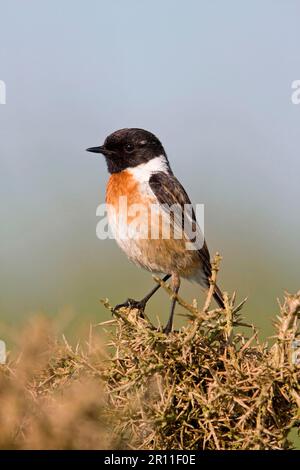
left=87, top=128, right=224, bottom=333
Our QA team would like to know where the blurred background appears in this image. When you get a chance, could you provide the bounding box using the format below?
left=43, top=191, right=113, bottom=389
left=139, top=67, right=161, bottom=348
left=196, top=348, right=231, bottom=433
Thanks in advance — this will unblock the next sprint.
left=0, top=0, right=299, bottom=337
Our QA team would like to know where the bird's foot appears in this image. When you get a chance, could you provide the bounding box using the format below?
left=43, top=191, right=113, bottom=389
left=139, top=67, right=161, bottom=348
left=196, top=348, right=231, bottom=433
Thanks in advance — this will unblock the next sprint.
left=113, top=298, right=146, bottom=315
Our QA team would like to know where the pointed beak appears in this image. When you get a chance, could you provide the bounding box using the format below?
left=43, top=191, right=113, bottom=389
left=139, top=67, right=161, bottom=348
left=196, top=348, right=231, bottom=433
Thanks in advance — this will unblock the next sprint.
left=86, top=145, right=106, bottom=154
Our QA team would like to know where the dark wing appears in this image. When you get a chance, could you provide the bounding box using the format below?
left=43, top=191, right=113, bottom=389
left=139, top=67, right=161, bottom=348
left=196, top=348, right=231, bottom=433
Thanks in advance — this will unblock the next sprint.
left=149, top=171, right=212, bottom=282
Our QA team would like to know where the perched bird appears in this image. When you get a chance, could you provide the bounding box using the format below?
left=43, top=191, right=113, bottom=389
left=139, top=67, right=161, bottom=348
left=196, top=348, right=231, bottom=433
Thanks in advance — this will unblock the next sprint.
left=87, top=128, right=224, bottom=333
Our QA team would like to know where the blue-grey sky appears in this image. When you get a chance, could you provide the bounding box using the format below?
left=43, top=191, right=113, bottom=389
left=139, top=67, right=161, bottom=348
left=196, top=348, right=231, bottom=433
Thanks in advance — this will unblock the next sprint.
left=0, top=0, right=299, bottom=332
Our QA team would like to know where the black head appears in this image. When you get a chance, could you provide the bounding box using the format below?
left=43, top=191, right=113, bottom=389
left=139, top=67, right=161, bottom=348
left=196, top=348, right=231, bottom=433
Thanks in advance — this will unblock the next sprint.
left=86, top=128, right=168, bottom=174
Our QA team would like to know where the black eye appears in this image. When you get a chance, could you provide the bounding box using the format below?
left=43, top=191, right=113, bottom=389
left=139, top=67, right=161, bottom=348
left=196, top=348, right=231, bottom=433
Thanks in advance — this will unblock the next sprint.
left=124, top=143, right=134, bottom=153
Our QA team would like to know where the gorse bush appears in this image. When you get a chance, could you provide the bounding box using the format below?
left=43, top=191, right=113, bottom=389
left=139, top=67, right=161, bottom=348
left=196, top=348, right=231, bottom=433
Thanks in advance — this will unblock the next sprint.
left=0, top=257, right=299, bottom=449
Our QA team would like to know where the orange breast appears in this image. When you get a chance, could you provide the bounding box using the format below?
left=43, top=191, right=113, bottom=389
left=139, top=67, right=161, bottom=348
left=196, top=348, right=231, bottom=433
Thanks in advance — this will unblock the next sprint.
left=106, top=171, right=153, bottom=227
left=106, top=171, right=142, bottom=207
left=105, top=171, right=202, bottom=276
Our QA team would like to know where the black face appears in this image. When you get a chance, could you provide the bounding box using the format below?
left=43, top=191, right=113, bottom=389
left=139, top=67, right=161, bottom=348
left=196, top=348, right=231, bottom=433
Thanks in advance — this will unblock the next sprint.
left=86, top=128, right=168, bottom=174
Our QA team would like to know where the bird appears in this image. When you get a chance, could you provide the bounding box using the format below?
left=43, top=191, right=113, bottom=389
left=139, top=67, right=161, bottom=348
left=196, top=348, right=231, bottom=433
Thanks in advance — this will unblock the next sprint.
left=87, top=128, right=224, bottom=334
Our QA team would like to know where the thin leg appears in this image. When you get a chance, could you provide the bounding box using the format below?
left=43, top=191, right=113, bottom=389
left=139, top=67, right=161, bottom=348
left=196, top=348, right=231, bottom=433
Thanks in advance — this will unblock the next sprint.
left=114, top=274, right=171, bottom=312
left=163, top=273, right=181, bottom=334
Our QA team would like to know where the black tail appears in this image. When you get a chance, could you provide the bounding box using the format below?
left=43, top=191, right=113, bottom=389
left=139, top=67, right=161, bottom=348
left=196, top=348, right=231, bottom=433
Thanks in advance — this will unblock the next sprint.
left=213, top=283, right=225, bottom=309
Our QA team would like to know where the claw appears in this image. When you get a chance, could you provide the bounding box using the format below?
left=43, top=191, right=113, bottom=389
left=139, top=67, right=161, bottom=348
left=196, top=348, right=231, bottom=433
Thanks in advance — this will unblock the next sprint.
left=113, top=298, right=146, bottom=315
